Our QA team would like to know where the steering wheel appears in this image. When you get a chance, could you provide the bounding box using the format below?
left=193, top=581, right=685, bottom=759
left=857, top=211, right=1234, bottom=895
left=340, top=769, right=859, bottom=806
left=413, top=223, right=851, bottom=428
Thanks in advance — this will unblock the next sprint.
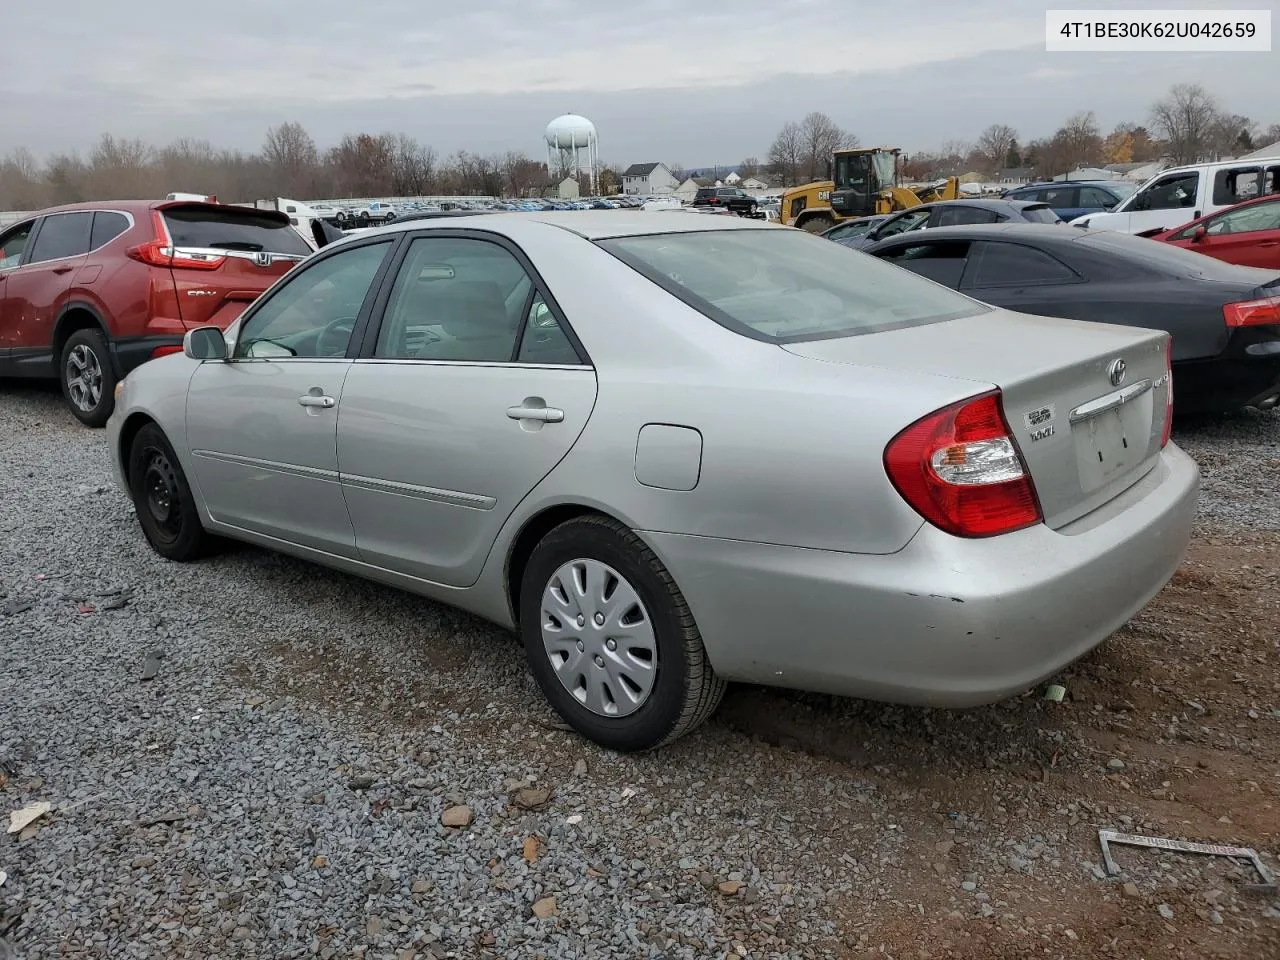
left=315, top=316, right=357, bottom=357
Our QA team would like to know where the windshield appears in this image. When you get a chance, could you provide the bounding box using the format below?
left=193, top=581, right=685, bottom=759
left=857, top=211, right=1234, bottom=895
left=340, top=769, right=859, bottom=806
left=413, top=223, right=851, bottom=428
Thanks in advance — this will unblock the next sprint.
left=599, top=228, right=987, bottom=343
left=1108, top=182, right=1137, bottom=199
left=872, top=152, right=896, bottom=191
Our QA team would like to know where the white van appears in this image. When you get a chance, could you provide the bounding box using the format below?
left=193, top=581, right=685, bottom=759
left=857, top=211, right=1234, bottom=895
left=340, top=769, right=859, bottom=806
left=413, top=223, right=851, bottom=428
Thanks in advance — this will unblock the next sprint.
left=1070, top=156, right=1280, bottom=233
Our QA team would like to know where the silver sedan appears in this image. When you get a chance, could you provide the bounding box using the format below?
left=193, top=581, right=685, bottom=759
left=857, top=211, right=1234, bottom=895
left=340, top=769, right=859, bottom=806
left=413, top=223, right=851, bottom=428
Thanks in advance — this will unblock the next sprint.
left=106, top=211, right=1200, bottom=751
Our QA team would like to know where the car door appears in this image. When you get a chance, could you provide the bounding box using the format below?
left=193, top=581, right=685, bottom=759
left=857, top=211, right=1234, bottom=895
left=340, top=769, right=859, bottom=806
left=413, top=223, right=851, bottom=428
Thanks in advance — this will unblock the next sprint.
left=959, top=240, right=1083, bottom=313
left=1174, top=199, right=1280, bottom=268
left=872, top=239, right=972, bottom=287
left=184, top=236, right=397, bottom=556
left=1124, top=170, right=1204, bottom=233
left=0, top=212, right=92, bottom=373
left=336, top=231, right=598, bottom=587
left=0, top=218, right=38, bottom=359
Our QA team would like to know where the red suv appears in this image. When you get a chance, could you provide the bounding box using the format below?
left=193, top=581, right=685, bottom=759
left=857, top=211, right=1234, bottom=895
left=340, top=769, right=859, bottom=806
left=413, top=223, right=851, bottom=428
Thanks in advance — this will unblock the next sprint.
left=0, top=200, right=312, bottom=426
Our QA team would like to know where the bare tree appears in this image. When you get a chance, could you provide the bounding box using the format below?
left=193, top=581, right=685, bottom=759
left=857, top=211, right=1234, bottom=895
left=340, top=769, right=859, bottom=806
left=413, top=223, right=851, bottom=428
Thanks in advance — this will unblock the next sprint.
left=87, top=134, right=155, bottom=198
left=767, top=122, right=804, bottom=186
left=1261, top=123, right=1280, bottom=147
left=1150, top=84, right=1224, bottom=165
left=0, top=148, right=47, bottom=208
left=261, top=122, right=320, bottom=197
left=391, top=135, right=437, bottom=196
left=975, top=124, right=1018, bottom=174
left=798, top=112, right=855, bottom=183
left=738, top=156, right=760, bottom=178
left=327, top=133, right=397, bottom=197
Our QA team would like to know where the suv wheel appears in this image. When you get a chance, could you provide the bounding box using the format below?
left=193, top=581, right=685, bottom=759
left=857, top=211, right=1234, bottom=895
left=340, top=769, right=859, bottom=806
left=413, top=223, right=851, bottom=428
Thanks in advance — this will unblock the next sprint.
left=519, top=515, right=726, bottom=751
left=60, top=328, right=117, bottom=428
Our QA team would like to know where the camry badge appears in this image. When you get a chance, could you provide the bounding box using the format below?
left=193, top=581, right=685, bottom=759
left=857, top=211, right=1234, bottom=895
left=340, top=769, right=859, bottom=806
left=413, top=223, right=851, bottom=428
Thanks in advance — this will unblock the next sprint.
left=1107, top=358, right=1127, bottom=387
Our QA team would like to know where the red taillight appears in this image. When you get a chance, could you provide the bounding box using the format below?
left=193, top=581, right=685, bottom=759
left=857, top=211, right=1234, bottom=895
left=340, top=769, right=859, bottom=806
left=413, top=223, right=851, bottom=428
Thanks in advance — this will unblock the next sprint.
left=884, top=391, right=1042, bottom=538
left=1223, top=295, right=1280, bottom=327
left=151, top=345, right=184, bottom=359
left=126, top=211, right=226, bottom=271
left=1160, top=336, right=1173, bottom=448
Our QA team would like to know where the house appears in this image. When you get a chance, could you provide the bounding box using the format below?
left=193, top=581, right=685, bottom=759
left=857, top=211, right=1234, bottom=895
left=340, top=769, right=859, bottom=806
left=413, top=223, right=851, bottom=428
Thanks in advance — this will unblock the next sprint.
left=1242, top=141, right=1280, bottom=159
left=723, top=170, right=742, bottom=185
left=621, top=162, right=679, bottom=196
left=675, top=177, right=711, bottom=201
left=997, top=167, right=1034, bottom=184
left=556, top=176, right=580, bottom=200
left=1053, top=167, right=1117, bottom=181
left=740, top=177, right=768, bottom=191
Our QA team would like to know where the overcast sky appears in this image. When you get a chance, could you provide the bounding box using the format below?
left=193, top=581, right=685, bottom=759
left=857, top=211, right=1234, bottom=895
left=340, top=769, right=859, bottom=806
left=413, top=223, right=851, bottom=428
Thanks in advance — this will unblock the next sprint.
left=4, top=0, right=1277, bottom=167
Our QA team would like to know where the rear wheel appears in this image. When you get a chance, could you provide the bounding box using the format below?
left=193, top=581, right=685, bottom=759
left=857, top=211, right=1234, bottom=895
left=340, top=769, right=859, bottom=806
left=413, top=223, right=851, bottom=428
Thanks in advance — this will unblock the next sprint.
left=519, top=515, right=726, bottom=751
left=127, top=423, right=213, bottom=562
left=60, top=328, right=116, bottom=428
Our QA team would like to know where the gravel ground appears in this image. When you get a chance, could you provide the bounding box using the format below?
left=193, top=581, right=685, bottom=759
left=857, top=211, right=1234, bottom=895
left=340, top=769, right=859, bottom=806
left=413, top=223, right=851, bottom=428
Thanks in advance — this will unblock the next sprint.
left=2, top=383, right=1278, bottom=960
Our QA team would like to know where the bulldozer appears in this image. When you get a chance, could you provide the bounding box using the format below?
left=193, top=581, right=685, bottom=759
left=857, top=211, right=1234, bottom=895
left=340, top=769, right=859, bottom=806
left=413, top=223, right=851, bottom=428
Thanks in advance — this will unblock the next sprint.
left=779, top=147, right=962, bottom=233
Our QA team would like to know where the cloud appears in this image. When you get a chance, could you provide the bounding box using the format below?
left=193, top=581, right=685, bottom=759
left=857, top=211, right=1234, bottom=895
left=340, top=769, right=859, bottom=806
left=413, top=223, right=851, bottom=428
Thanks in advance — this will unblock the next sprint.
left=1, top=0, right=1276, bottom=164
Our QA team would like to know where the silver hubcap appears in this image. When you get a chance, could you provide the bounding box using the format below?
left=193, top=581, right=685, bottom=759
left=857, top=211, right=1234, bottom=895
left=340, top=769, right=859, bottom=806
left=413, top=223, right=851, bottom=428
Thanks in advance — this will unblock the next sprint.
left=66, top=345, right=103, bottom=412
left=540, top=559, right=657, bottom=718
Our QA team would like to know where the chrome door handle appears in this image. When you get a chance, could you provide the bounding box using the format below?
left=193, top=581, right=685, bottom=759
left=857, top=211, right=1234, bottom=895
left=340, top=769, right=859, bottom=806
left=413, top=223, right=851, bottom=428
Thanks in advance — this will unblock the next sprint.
left=507, top=404, right=563, bottom=423
left=298, top=395, right=336, bottom=408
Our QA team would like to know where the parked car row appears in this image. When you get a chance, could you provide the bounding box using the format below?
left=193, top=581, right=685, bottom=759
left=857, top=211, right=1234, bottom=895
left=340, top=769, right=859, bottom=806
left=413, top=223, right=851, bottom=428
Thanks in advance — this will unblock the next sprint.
left=102, top=211, right=1200, bottom=751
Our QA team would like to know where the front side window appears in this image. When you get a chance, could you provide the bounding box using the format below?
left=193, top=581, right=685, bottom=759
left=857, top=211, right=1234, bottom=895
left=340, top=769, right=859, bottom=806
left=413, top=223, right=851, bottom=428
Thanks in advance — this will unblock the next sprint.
left=374, top=236, right=536, bottom=362
left=0, top=220, right=35, bottom=269
left=234, top=240, right=391, bottom=359
left=874, top=209, right=931, bottom=239
left=1205, top=199, right=1280, bottom=235
left=1135, top=172, right=1200, bottom=211
left=27, top=212, right=93, bottom=264
left=600, top=228, right=987, bottom=343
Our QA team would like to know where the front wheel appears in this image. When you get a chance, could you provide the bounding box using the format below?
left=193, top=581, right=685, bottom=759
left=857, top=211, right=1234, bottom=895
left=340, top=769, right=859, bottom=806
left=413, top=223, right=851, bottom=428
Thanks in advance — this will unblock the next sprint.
left=799, top=213, right=835, bottom=234
left=60, top=328, right=117, bottom=428
left=519, top=515, right=725, bottom=751
left=128, top=423, right=214, bottom=562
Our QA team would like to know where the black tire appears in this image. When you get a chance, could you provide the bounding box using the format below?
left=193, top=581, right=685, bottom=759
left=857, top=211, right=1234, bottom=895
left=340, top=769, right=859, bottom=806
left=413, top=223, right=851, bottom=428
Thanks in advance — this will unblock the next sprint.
left=127, top=422, right=213, bottom=562
left=334, top=212, right=346, bottom=223
left=799, top=213, right=835, bottom=234
left=519, top=515, right=725, bottom=751
left=59, top=328, right=117, bottom=428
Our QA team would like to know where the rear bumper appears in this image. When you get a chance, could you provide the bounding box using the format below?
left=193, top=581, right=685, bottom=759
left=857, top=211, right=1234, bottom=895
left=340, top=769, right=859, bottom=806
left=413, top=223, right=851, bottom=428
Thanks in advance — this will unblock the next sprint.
left=643, top=443, right=1199, bottom=707
left=1174, top=350, right=1280, bottom=413
left=111, top=335, right=185, bottom=378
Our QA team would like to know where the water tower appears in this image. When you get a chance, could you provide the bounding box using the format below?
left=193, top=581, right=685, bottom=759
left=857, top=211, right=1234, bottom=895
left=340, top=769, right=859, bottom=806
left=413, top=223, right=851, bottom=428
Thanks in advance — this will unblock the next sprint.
left=545, top=114, right=599, bottom=195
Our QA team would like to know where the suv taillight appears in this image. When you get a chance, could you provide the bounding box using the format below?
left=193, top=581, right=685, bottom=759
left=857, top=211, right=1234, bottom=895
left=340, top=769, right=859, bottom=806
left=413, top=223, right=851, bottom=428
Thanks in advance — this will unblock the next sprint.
left=126, top=211, right=226, bottom=271
left=1160, top=337, right=1173, bottom=448
left=884, top=391, right=1042, bottom=538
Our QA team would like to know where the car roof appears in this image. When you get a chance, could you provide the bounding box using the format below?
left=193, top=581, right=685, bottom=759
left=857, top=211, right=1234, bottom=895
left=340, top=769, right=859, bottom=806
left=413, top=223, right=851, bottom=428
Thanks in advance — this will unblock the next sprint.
left=866, top=223, right=1079, bottom=245
left=363, top=209, right=777, bottom=240
left=1011, top=180, right=1122, bottom=189
left=908, top=198, right=1049, bottom=213
left=23, top=199, right=161, bottom=217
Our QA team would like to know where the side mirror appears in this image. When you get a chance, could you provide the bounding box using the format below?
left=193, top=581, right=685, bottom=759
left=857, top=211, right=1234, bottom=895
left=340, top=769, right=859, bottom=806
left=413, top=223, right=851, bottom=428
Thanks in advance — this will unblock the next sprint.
left=1192, top=225, right=1207, bottom=243
left=311, top=218, right=345, bottom=248
left=183, top=326, right=228, bottom=361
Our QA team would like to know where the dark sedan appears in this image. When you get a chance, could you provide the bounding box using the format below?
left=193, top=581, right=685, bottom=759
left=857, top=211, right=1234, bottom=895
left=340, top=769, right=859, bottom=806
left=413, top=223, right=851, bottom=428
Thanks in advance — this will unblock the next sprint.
left=838, top=199, right=1061, bottom=250
left=863, top=223, right=1280, bottom=413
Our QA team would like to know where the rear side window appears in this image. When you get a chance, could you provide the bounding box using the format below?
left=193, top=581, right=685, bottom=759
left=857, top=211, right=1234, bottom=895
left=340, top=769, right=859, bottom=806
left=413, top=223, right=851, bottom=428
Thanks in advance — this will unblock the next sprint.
left=1212, top=167, right=1262, bottom=206
left=600, top=228, right=987, bottom=343
left=970, top=242, right=1077, bottom=286
left=162, top=207, right=312, bottom=255
left=935, top=206, right=1000, bottom=226
left=1019, top=205, right=1062, bottom=224
left=28, top=212, right=93, bottom=263
left=696, top=189, right=716, bottom=199
left=90, top=211, right=130, bottom=251
left=1077, top=186, right=1118, bottom=208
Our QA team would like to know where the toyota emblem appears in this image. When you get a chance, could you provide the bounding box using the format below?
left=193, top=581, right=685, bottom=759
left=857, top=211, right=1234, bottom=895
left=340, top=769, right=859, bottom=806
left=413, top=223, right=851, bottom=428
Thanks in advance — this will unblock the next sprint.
left=1107, top=358, right=1127, bottom=386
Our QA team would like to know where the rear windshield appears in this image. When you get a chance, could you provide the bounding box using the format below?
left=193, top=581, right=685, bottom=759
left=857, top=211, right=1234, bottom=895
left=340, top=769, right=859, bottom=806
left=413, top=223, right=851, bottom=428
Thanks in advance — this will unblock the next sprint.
left=163, top=206, right=312, bottom=255
left=599, top=228, right=987, bottom=342
left=695, top=189, right=716, bottom=198
left=1020, top=204, right=1062, bottom=224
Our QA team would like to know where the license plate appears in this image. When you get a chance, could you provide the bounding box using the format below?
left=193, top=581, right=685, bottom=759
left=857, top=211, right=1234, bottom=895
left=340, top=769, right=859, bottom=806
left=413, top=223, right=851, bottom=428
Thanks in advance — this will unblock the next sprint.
left=1075, top=408, right=1135, bottom=492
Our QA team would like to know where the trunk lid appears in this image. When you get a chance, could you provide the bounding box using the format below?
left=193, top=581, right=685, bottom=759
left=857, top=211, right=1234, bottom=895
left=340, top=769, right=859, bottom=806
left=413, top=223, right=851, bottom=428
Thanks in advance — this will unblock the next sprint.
left=783, top=308, right=1172, bottom=530
left=158, top=203, right=311, bottom=329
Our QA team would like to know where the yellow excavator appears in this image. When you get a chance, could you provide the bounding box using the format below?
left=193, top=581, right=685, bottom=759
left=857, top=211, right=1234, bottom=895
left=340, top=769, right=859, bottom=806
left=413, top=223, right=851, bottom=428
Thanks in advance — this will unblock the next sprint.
left=779, top=147, right=962, bottom=233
